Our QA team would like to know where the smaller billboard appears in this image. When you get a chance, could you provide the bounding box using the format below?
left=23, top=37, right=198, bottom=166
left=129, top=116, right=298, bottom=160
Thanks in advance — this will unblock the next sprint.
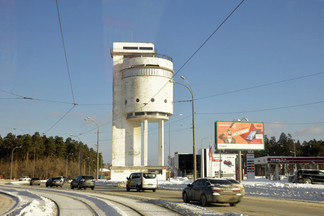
left=215, top=121, right=264, bottom=150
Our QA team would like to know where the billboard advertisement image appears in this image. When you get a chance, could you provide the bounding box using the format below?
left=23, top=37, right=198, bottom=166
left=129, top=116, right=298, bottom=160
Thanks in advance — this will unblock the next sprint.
left=215, top=121, right=264, bottom=150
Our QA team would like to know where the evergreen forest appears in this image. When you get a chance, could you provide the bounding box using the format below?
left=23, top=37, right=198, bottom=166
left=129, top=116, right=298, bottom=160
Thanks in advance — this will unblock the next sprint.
left=0, top=132, right=102, bottom=180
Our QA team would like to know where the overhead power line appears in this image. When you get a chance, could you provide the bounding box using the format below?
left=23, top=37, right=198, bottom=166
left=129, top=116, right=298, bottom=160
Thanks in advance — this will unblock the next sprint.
left=196, top=100, right=324, bottom=115
left=142, top=0, right=246, bottom=107
left=264, top=121, right=324, bottom=125
left=55, top=0, right=76, bottom=104
left=192, top=72, right=324, bottom=101
left=45, top=105, right=76, bottom=134
left=174, top=0, right=246, bottom=78
left=0, top=88, right=74, bottom=104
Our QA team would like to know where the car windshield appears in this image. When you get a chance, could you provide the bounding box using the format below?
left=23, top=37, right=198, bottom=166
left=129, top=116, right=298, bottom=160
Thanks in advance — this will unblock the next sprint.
left=53, top=177, right=62, bottom=180
left=143, top=173, right=156, bottom=179
left=209, top=179, right=232, bottom=185
left=227, top=179, right=239, bottom=184
left=83, top=176, right=94, bottom=180
left=32, top=178, right=39, bottom=180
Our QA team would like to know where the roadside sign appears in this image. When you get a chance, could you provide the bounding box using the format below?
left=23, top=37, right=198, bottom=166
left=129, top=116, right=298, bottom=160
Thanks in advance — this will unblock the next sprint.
left=215, top=121, right=264, bottom=150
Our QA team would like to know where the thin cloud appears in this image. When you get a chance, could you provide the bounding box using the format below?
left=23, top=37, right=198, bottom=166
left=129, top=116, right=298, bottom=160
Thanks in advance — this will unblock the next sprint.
left=264, top=122, right=288, bottom=137
left=295, top=125, right=324, bottom=137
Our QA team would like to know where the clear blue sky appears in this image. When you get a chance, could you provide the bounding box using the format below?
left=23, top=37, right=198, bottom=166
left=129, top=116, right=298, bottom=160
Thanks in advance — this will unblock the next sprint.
left=1, top=0, right=324, bottom=164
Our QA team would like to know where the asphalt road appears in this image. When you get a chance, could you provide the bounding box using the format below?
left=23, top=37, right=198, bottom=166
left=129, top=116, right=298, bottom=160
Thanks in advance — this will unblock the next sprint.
left=92, top=186, right=324, bottom=216
left=1, top=183, right=324, bottom=216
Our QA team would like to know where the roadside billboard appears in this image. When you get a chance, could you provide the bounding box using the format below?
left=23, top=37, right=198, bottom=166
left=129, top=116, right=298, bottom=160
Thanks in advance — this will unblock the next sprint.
left=215, top=121, right=264, bottom=150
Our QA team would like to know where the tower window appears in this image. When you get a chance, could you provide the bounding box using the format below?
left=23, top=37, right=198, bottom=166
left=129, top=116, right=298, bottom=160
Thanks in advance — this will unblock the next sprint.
left=151, top=98, right=155, bottom=102
left=140, top=47, right=153, bottom=50
left=164, top=99, right=167, bottom=103
left=136, top=98, right=140, bottom=102
left=123, top=46, right=138, bottom=50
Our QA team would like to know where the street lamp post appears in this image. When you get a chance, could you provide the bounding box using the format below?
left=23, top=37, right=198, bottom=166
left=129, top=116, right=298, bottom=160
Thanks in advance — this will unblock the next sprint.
left=177, top=76, right=197, bottom=181
left=70, top=134, right=82, bottom=175
left=10, top=146, right=21, bottom=180
left=290, top=142, right=297, bottom=171
left=84, top=157, right=90, bottom=175
left=84, top=117, right=100, bottom=181
left=169, top=120, right=171, bottom=182
left=233, top=117, right=248, bottom=182
left=65, top=153, right=73, bottom=177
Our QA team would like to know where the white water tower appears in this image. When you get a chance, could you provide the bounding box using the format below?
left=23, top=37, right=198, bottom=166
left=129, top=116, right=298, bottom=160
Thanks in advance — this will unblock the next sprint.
left=110, top=42, right=173, bottom=179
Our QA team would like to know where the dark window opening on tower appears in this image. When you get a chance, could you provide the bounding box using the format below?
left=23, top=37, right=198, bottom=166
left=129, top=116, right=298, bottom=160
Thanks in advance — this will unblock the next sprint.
left=140, top=47, right=153, bottom=50
left=123, top=46, right=138, bottom=50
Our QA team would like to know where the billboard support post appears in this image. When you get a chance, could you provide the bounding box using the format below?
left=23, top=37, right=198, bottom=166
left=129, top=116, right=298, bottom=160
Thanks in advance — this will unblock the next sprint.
left=219, top=151, right=222, bottom=178
left=239, top=150, right=242, bottom=182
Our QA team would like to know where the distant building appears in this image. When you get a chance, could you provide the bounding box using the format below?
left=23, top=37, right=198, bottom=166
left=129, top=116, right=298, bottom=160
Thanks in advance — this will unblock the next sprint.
left=171, top=149, right=237, bottom=179
left=255, top=156, right=324, bottom=180
left=171, top=152, right=201, bottom=178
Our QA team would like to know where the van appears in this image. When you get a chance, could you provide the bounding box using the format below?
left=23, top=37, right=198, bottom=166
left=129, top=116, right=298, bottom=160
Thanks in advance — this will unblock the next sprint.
left=126, top=172, right=158, bottom=192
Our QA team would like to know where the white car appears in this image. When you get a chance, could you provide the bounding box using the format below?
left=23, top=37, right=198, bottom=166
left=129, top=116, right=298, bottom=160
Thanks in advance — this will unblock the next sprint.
left=19, top=176, right=31, bottom=181
left=126, top=172, right=158, bottom=192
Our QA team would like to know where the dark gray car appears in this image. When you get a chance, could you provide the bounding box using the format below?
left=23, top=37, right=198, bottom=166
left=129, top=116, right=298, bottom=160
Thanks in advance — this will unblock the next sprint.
left=70, top=175, right=95, bottom=190
left=289, top=169, right=324, bottom=184
left=46, top=177, right=64, bottom=187
left=182, top=178, right=243, bottom=206
left=30, top=177, right=41, bottom=186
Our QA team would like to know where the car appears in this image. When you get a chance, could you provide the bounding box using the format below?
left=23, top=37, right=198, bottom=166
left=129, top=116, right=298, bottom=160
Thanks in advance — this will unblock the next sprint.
left=70, top=175, right=95, bottom=190
left=46, top=177, right=64, bottom=187
left=19, top=176, right=31, bottom=181
left=30, top=177, right=41, bottom=186
left=289, top=169, right=324, bottom=184
left=182, top=178, right=244, bottom=206
left=126, top=172, right=158, bottom=192
left=226, top=178, right=245, bottom=196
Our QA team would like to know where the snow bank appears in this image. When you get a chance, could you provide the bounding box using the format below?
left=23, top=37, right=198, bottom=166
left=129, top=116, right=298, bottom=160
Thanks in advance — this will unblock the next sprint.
left=97, top=176, right=324, bottom=202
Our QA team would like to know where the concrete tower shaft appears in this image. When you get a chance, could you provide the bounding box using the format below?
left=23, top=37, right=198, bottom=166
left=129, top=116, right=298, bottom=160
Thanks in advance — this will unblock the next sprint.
left=110, top=42, right=173, bottom=173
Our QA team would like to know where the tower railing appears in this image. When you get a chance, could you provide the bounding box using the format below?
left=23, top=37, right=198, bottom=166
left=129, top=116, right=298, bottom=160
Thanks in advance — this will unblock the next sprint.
left=110, top=48, right=173, bottom=62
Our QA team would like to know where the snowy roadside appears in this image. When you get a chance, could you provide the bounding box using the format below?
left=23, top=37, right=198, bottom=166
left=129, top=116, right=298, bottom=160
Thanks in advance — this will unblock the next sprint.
left=0, top=188, right=56, bottom=216
left=2, top=176, right=324, bottom=216
left=98, top=176, right=324, bottom=202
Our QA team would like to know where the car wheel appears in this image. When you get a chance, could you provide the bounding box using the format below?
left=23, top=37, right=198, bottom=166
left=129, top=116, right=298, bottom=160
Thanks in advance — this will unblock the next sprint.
left=230, top=202, right=238, bottom=207
left=152, top=189, right=156, bottom=192
left=304, top=178, right=312, bottom=184
left=183, top=192, right=190, bottom=203
left=126, top=185, right=130, bottom=191
left=78, top=184, right=82, bottom=189
left=200, top=194, right=208, bottom=206
left=46, top=184, right=48, bottom=187
left=136, top=185, right=141, bottom=192
left=71, top=185, right=74, bottom=189
left=91, top=187, right=94, bottom=190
